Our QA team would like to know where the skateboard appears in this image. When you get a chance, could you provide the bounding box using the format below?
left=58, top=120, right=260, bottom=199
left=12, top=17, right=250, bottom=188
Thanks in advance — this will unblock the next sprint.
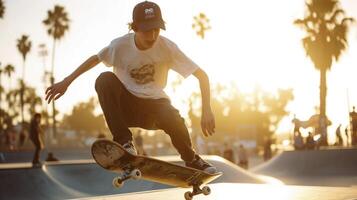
left=91, top=139, right=222, bottom=200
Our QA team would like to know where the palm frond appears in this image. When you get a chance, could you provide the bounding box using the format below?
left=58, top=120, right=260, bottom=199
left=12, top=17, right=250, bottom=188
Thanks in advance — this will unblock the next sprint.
left=43, top=5, right=70, bottom=40
left=295, top=0, right=354, bottom=70
left=4, top=64, right=15, bottom=77
left=16, top=35, right=32, bottom=61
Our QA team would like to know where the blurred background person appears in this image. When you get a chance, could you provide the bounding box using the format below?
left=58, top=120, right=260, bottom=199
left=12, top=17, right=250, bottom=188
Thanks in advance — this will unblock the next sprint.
left=305, top=132, right=315, bottom=150
left=29, top=113, right=44, bottom=167
left=223, top=142, right=234, bottom=163
left=237, top=144, right=248, bottom=169
left=335, top=124, right=343, bottom=146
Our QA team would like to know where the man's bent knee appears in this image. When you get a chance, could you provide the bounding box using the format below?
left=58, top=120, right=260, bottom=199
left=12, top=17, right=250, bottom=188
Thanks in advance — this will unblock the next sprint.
left=95, top=72, right=117, bottom=91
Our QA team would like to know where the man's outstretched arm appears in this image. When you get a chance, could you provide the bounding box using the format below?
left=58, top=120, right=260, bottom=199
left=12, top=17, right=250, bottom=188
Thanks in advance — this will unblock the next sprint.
left=193, top=68, right=215, bottom=137
left=45, top=55, right=100, bottom=103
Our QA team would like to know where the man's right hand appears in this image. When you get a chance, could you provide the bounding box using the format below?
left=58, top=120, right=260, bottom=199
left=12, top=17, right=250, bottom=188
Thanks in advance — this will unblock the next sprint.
left=45, top=78, right=71, bottom=104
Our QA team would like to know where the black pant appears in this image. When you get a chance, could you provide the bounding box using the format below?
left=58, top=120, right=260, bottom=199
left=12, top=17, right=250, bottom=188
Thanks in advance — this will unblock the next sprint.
left=31, top=137, right=41, bottom=164
left=95, top=72, right=196, bottom=162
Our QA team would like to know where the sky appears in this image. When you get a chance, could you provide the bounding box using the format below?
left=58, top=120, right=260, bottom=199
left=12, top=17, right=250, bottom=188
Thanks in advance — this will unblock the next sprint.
left=1, top=0, right=357, bottom=139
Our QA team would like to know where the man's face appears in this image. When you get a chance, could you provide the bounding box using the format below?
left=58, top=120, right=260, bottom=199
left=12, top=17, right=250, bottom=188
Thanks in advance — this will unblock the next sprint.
left=35, top=116, right=41, bottom=124
left=135, top=28, right=160, bottom=50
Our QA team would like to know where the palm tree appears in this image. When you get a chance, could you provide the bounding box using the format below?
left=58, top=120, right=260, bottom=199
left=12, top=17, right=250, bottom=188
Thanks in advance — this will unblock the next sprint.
left=24, top=87, right=42, bottom=117
left=2, top=64, right=15, bottom=130
left=0, top=63, right=2, bottom=88
left=0, top=63, right=3, bottom=130
left=4, top=64, right=15, bottom=90
left=0, top=0, right=5, bottom=19
left=44, top=70, right=51, bottom=86
left=38, top=44, right=50, bottom=129
left=10, top=80, right=41, bottom=126
left=0, top=63, right=3, bottom=95
left=6, top=89, right=19, bottom=122
left=192, top=13, right=211, bottom=39
left=16, top=35, right=32, bottom=127
left=38, top=44, right=49, bottom=87
left=294, top=0, right=354, bottom=145
left=17, top=35, right=31, bottom=82
left=43, top=5, right=70, bottom=138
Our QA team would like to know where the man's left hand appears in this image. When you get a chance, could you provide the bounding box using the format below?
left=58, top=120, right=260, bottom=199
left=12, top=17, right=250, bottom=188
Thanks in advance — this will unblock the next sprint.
left=201, top=108, right=215, bottom=137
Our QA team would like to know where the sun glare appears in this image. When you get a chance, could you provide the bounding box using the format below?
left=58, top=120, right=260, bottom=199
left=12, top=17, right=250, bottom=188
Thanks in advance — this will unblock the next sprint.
left=1, top=0, right=357, bottom=140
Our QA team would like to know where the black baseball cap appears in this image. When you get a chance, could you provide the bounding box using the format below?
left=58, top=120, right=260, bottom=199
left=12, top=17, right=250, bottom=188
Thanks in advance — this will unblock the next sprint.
left=133, top=1, right=166, bottom=31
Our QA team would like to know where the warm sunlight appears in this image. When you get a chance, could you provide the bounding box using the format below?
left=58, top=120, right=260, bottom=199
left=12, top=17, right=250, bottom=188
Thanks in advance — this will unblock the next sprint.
left=2, top=1, right=357, bottom=200
left=1, top=0, right=357, bottom=140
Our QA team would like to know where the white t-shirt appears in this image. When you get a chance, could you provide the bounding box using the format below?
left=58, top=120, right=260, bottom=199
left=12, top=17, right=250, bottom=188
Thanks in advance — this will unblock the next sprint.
left=97, top=33, right=199, bottom=99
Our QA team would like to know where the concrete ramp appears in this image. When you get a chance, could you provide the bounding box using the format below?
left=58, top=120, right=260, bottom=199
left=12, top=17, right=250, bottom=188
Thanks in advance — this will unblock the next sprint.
left=252, top=148, right=357, bottom=186
left=43, top=162, right=170, bottom=195
left=43, top=156, right=267, bottom=196
left=0, top=156, right=270, bottom=199
left=0, top=162, right=170, bottom=200
left=0, top=165, right=86, bottom=200
left=77, top=183, right=357, bottom=200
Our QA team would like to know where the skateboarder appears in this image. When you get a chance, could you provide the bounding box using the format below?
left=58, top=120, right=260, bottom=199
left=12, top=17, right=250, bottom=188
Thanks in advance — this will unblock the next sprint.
left=45, top=1, right=217, bottom=174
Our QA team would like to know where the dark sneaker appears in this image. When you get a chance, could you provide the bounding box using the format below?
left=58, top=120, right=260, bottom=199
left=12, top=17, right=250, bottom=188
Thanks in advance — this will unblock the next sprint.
left=122, top=141, right=137, bottom=155
left=185, top=155, right=218, bottom=174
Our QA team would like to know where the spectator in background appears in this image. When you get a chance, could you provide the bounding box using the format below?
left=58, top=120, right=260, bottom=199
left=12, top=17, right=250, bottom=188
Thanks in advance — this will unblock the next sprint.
left=223, top=142, right=234, bottom=163
left=293, top=131, right=304, bottom=150
left=263, top=137, right=272, bottom=161
left=0, top=129, right=5, bottom=147
left=5, top=129, right=10, bottom=148
left=8, top=128, right=17, bottom=151
left=29, top=113, right=44, bottom=167
left=45, top=152, right=59, bottom=162
left=345, top=127, right=349, bottom=146
left=305, top=131, right=315, bottom=150
left=237, top=144, right=248, bottom=169
left=335, top=124, right=343, bottom=146
left=350, top=106, right=357, bottom=145
left=18, top=129, right=26, bottom=148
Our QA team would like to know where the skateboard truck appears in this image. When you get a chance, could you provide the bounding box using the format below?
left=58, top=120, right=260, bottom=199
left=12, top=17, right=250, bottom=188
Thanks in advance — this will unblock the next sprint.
left=112, top=168, right=142, bottom=188
left=184, top=184, right=211, bottom=200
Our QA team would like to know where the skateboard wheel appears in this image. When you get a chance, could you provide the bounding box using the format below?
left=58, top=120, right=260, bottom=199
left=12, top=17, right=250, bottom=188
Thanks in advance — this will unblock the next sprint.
left=130, top=169, right=142, bottom=179
left=112, top=177, right=124, bottom=188
left=202, top=186, right=211, bottom=195
left=184, top=191, right=192, bottom=200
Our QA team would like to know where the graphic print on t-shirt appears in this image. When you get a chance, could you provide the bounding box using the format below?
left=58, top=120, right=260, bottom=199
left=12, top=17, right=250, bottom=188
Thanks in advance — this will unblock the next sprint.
left=129, top=64, right=155, bottom=84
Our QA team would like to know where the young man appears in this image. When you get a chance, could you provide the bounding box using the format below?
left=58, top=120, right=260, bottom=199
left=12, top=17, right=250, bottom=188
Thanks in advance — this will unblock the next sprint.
left=45, top=1, right=217, bottom=173
left=29, top=113, right=44, bottom=167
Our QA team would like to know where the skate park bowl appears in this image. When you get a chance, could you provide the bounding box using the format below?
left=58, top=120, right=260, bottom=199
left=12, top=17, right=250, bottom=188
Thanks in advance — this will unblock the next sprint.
left=251, top=148, right=357, bottom=187
left=76, top=183, right=357, bottom=200
left=0, top=155, right=275, bottom=200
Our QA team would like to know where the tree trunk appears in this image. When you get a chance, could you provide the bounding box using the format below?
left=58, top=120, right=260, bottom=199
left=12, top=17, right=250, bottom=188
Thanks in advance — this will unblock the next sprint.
left=319, top=68, right=328, bottom=146
left=42, top=50, right=49, bottom=131
left=51, top=38, right=57, bottom=139
left=21, top=60, right=25, bottom=127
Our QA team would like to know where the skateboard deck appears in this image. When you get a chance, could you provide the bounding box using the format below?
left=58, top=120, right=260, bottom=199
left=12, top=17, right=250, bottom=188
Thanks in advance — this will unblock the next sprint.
left=91, top=139, right=222, bottom=188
